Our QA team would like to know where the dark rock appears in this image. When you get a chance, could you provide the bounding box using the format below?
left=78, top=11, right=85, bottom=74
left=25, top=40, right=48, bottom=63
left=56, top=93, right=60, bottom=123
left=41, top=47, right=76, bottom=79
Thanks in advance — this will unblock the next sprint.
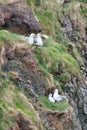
left=64, top=0, right=69, bottom=3
left=0, top=2, right=41, bottom=34
left=2, top=59, right=45, bottom=97
left=60, top=15, right=79, bottom=42
left=64, top=77, right=87, bottom=130
left=67, top=44, right=73, bottom=53
left=15, top=113, right=37, bottom=130
left=2, top=43, right=45, bottom=97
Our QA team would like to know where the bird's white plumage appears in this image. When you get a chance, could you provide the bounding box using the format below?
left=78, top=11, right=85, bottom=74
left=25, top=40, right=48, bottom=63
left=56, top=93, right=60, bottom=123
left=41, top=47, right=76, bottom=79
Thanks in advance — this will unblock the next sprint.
left=34, top=33, right=43, bottom=46
left=48, top=93, right=55, bottom=103
left=27, top=33, right=35, bottom=45
left=53, top=89, right=66, bottom=102
left=42, top=34, right=49, bottom=39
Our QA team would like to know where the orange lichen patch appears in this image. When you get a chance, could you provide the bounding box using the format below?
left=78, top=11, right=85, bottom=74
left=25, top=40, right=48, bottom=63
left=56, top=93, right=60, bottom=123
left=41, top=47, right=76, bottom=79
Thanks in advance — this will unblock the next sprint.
left=9, top=71, right=20, bottom=77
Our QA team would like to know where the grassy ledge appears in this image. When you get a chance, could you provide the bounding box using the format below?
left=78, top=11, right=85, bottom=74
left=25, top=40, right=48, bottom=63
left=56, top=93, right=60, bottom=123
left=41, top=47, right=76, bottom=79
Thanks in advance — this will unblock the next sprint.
left=39, top=97, right=69, bottom=111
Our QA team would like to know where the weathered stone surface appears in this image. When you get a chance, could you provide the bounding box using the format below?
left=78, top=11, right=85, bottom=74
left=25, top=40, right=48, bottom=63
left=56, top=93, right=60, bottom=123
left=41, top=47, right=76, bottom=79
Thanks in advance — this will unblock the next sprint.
left=15, top=113, right=38, bottom=130
left=64, top=78, right=87, bottom=130
left=60, top=15, right=79, bottom=42
left=2, top=43, right=45, bottom=97
left=39, top=108, right=72, bottom=130
left=0, top=2, right=41, bottom=34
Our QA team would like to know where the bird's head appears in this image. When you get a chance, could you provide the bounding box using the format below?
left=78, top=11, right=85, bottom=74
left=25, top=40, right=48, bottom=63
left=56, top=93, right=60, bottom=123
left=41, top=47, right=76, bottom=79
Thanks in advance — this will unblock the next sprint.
left=49, top=93, right=52, bottom=97
left=30, top=33, right=35, bottom=37
left=54, top=89, right=58, bottom=93
left=37, top=33, right=41, bottom=37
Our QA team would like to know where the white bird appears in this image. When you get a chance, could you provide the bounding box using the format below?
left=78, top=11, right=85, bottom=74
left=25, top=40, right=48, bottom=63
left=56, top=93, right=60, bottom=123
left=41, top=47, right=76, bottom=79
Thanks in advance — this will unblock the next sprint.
left=48, top=93, right=55, bottom=103
left=53, top=89, right=66, bottom=102
left=27, top=33, right=35, bottom=45
left=34, top=33, right=43, bottom=46
left=42, top=34, right=49, bottom=40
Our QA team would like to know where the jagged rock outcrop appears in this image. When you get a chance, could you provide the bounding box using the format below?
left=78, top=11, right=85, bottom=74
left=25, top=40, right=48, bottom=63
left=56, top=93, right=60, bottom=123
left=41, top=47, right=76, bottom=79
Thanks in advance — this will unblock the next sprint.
left=38, top=107, right=73, bottom=130
left=63, top=77, right=87, bottom=130
left=2, top=43, right=45, bottom=97
left=60, top=11, right=87, bottom=130
left=15, top=113, right=38, bottom=130
left=60, top=15, right=80, bottom=42
left=0, top=1, right=87, bottom=130
left=0, top=2, right=41, bottom=34
left=60, top=13, right=87, bottom=127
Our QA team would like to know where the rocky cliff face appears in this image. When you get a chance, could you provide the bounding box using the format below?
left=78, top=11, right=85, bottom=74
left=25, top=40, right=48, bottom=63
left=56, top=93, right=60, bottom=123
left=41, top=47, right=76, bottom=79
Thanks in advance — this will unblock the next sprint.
left=0, top=0, right=87, bottom=130
left=60, top=5, right=87, bottom=130
left=0, top=2, right=41, bottom=34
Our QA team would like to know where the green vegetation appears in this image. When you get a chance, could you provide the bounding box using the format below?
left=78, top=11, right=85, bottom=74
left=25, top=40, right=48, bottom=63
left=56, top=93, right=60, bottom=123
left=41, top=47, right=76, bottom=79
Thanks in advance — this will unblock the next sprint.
left=14, top=94, right=35, bottom=120
left=55, top=72, right=70, bottom=84
left=0, top=0, right=86, bottom=129
left=0, top=74, right=37, bottom=129
left=78, top=0, right=87, bottom=3
left=80, top=5, right=87, bottom=18
left=26, top=0, right=34, bottom=5
left=0, top=107, right=3, bottom=121
left=34, top=37, right=80, bottom=77
left=0, top=30, right=19, bottom=42
left=0, top=75, right=11, bottom=92
left=34, top=10, right=53, bottom=33
left=35, top=0, right=41, bottom=6
left=40, top=97, right=69, bottom=111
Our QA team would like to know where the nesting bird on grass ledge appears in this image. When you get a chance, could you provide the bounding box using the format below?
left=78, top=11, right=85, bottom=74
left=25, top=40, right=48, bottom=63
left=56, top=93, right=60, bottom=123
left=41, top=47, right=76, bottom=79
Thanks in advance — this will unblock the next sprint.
left=34, top=33, right=43, bottom=46
left=48, top=93, right=55, bottom=103
left=53, top=89, right=66, bottom=102
left=25, top=33, right=43, bottom=46
left=48, top=89, right=66, bottom=103
left=27, top=33, right=35, bottom=45
left=20, top=33, right=48, bottom=46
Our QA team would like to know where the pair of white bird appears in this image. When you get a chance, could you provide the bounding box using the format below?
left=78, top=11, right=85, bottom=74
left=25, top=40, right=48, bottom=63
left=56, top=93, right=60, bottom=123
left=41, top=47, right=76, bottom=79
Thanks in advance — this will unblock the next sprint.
left=48, top=89, right=66, bottom=103
left=27, top=33, right=43, bottom=46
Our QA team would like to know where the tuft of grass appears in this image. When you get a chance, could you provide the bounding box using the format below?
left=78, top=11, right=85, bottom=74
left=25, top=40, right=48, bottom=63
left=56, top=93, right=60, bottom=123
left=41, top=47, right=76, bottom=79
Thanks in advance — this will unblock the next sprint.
left=80, top=5, right=87, bottom=18
left=14, top=96, right=35, bottom=119
left=55, top=72, right=71, bottom=84
left=34, top=10, right=52, bottom=33
left=0, top=30, right=19, bottom=42
left=0, top=107, right=3, bottom=121
left=39, top=97, right=69, bottom=111
left=0, top=74, right=37, bottom=129
left=0, top=99, right=15, bottom=130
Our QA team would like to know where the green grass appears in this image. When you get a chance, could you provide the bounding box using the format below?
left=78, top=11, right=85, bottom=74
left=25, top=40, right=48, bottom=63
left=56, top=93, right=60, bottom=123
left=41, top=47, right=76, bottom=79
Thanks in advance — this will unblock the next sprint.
left=78, top=0, right=87, bottom=3
left=0, top=75, right=37, bottom=129
left=39, top=97, right=69, bottom=111
left=0, top=74, right=12, bottom=92
left=34, top=37, right=80, bottom=76
left=0, top=107, right=3, bottom=121
left=55, top=27, right=63, bottom=42
left=0, top=99, right=9, bottom=110
left=34, top=10, right=52, bottom=33
left=0, top=99, right=15, bottom=130
left=54, top=72, right=71, bottom=84
left=14, top=95, right=35, bottom=119
left=0, top=30, right=19, bottom=42
left=35, top=0, right=41, bottom=6
left=80, top=5, right=87, bottom=18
